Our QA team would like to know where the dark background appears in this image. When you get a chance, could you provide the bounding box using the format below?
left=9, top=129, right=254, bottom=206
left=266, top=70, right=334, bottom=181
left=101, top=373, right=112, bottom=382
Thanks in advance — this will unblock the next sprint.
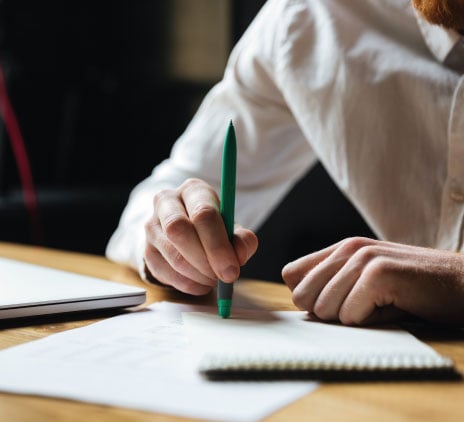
left=0, top=0, right=374, bottom=282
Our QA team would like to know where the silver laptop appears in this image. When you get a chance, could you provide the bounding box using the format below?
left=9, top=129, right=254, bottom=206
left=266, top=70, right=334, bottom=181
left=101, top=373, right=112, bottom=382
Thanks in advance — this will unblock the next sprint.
left=0, top=257, right=146, bottom=320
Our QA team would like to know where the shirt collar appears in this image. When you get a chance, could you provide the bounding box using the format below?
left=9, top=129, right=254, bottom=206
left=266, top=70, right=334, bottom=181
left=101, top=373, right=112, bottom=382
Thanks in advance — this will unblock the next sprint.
left=414, top=11, right=464, bottom=72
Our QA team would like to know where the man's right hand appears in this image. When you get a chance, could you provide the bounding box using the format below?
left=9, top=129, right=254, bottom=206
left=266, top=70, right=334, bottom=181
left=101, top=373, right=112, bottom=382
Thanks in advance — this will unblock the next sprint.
left=143, top=178, right=258, bottom=295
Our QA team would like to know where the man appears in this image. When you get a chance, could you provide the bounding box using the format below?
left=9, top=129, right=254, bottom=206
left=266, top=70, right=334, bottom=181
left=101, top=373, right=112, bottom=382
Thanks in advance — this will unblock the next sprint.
left=107, top=0, right=464, bottom=325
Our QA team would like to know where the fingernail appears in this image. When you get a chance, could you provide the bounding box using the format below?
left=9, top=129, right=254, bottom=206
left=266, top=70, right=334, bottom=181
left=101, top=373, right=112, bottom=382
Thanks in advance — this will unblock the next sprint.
left=221, top=266, right=239, bottom=282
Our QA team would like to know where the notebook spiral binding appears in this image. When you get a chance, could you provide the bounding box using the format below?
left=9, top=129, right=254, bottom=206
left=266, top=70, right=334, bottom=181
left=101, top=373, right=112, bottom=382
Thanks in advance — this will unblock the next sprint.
left=199, top=352, right=454, bottom=372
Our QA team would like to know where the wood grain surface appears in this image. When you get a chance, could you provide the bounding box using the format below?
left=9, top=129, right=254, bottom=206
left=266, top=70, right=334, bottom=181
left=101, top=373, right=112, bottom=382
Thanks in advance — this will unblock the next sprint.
left=0, top=242, right=463, bottom=421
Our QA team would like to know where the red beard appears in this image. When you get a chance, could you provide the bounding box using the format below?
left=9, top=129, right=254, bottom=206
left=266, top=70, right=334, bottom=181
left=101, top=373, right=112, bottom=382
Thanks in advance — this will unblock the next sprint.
left=412, top=0, right=464, bottom=31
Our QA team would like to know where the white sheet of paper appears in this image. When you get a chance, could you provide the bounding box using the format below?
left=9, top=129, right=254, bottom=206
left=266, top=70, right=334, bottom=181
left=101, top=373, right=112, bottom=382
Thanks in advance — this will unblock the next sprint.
left=0, top=302, right=317, bottom=422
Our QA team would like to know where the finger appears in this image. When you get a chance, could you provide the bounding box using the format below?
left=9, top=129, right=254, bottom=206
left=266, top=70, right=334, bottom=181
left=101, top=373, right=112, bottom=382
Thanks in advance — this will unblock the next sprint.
left=233, top=225, right=259, bottom=266
left=144, top=245, right=212, bottom=296
left=290, top=254, right=346, bottom=312
left=312, top=245, right=387, bottom=321
left=282, top=238, right=361, bottom=290
left=290, top=238, right=381, bottom=312
left=155, top=188, right=216, bottom=280
left=146, top=221, right=216, bottom=287
left=312, top=267, right=360, bottom=321
left=337, top=258, right=397, bottom=325
left=182, top=181, right=240, bottom=282
left=289, top=241, right=366, bottom=311
left=337, top=245, right=451, bottom=325
left=324, top=243, right=422, bottom=324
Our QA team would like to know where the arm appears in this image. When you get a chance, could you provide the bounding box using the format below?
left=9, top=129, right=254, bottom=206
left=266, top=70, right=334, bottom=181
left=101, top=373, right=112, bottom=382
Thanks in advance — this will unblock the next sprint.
left=282, top=237, right=464, bottom=325
left=106, top=0, right=316, bottom=292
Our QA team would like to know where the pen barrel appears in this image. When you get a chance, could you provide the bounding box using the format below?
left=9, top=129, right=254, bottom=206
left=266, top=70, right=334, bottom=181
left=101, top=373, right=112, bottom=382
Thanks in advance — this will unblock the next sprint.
left=217, top=281, right=234, bottom=300
left=219, top=123, right=237, bottom=241
left=217, top=122, right=237, bottom=318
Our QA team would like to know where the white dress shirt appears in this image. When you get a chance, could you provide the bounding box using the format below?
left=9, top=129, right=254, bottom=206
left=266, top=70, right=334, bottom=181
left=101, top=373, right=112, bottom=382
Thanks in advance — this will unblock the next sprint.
left=106, top=0, right=464, bottom=278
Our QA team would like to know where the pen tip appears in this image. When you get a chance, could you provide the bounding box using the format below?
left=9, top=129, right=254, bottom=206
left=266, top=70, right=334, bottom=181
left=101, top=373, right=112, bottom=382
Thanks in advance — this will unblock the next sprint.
left=218, top=300, right=232, bottom=319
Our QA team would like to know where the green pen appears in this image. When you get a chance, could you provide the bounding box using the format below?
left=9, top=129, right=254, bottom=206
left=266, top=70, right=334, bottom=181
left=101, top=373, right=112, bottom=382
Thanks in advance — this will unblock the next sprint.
left=217, top=120, right=237, bottom=318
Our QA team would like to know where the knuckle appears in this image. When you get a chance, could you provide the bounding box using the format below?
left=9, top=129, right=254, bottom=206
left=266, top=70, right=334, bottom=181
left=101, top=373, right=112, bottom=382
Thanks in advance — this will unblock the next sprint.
left=351, top=245, right=383, bottom=267
left=153, top=189, right=174, bottom=207
left=363, top=256, right=392, bottom=279
left=179, top=177, right=204, bottom=191
left=164, top=215, right=192, bottom=242
left=360, top=258, right=397, bottom=301
left=190, top=204, right=218, bottom=226
left=169, top=248, right=190, bottom=274
left=143, top=245, right=209, bottom=297
left=180, top=178, right=219, bottom=202
left=340, top=236, right=375, bottom=255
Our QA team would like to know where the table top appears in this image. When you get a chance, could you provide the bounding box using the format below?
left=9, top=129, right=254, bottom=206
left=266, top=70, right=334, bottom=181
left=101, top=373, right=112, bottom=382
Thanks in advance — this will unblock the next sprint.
left=0, top=241, right=463, bottom=421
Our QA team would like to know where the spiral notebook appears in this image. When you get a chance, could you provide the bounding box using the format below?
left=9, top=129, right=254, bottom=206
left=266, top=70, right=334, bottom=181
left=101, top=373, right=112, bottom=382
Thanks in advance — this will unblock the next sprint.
left=182, top=310, right=458, bottom=381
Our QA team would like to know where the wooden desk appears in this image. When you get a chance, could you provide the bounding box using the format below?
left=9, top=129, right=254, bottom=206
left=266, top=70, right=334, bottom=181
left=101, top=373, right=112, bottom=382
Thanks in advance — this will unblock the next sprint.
left=0, top=242, right=463, bottom=421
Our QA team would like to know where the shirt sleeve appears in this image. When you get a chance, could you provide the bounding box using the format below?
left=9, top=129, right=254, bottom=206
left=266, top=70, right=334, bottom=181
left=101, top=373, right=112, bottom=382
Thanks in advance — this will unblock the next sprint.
left=105, top=0, right=317, bottom=276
